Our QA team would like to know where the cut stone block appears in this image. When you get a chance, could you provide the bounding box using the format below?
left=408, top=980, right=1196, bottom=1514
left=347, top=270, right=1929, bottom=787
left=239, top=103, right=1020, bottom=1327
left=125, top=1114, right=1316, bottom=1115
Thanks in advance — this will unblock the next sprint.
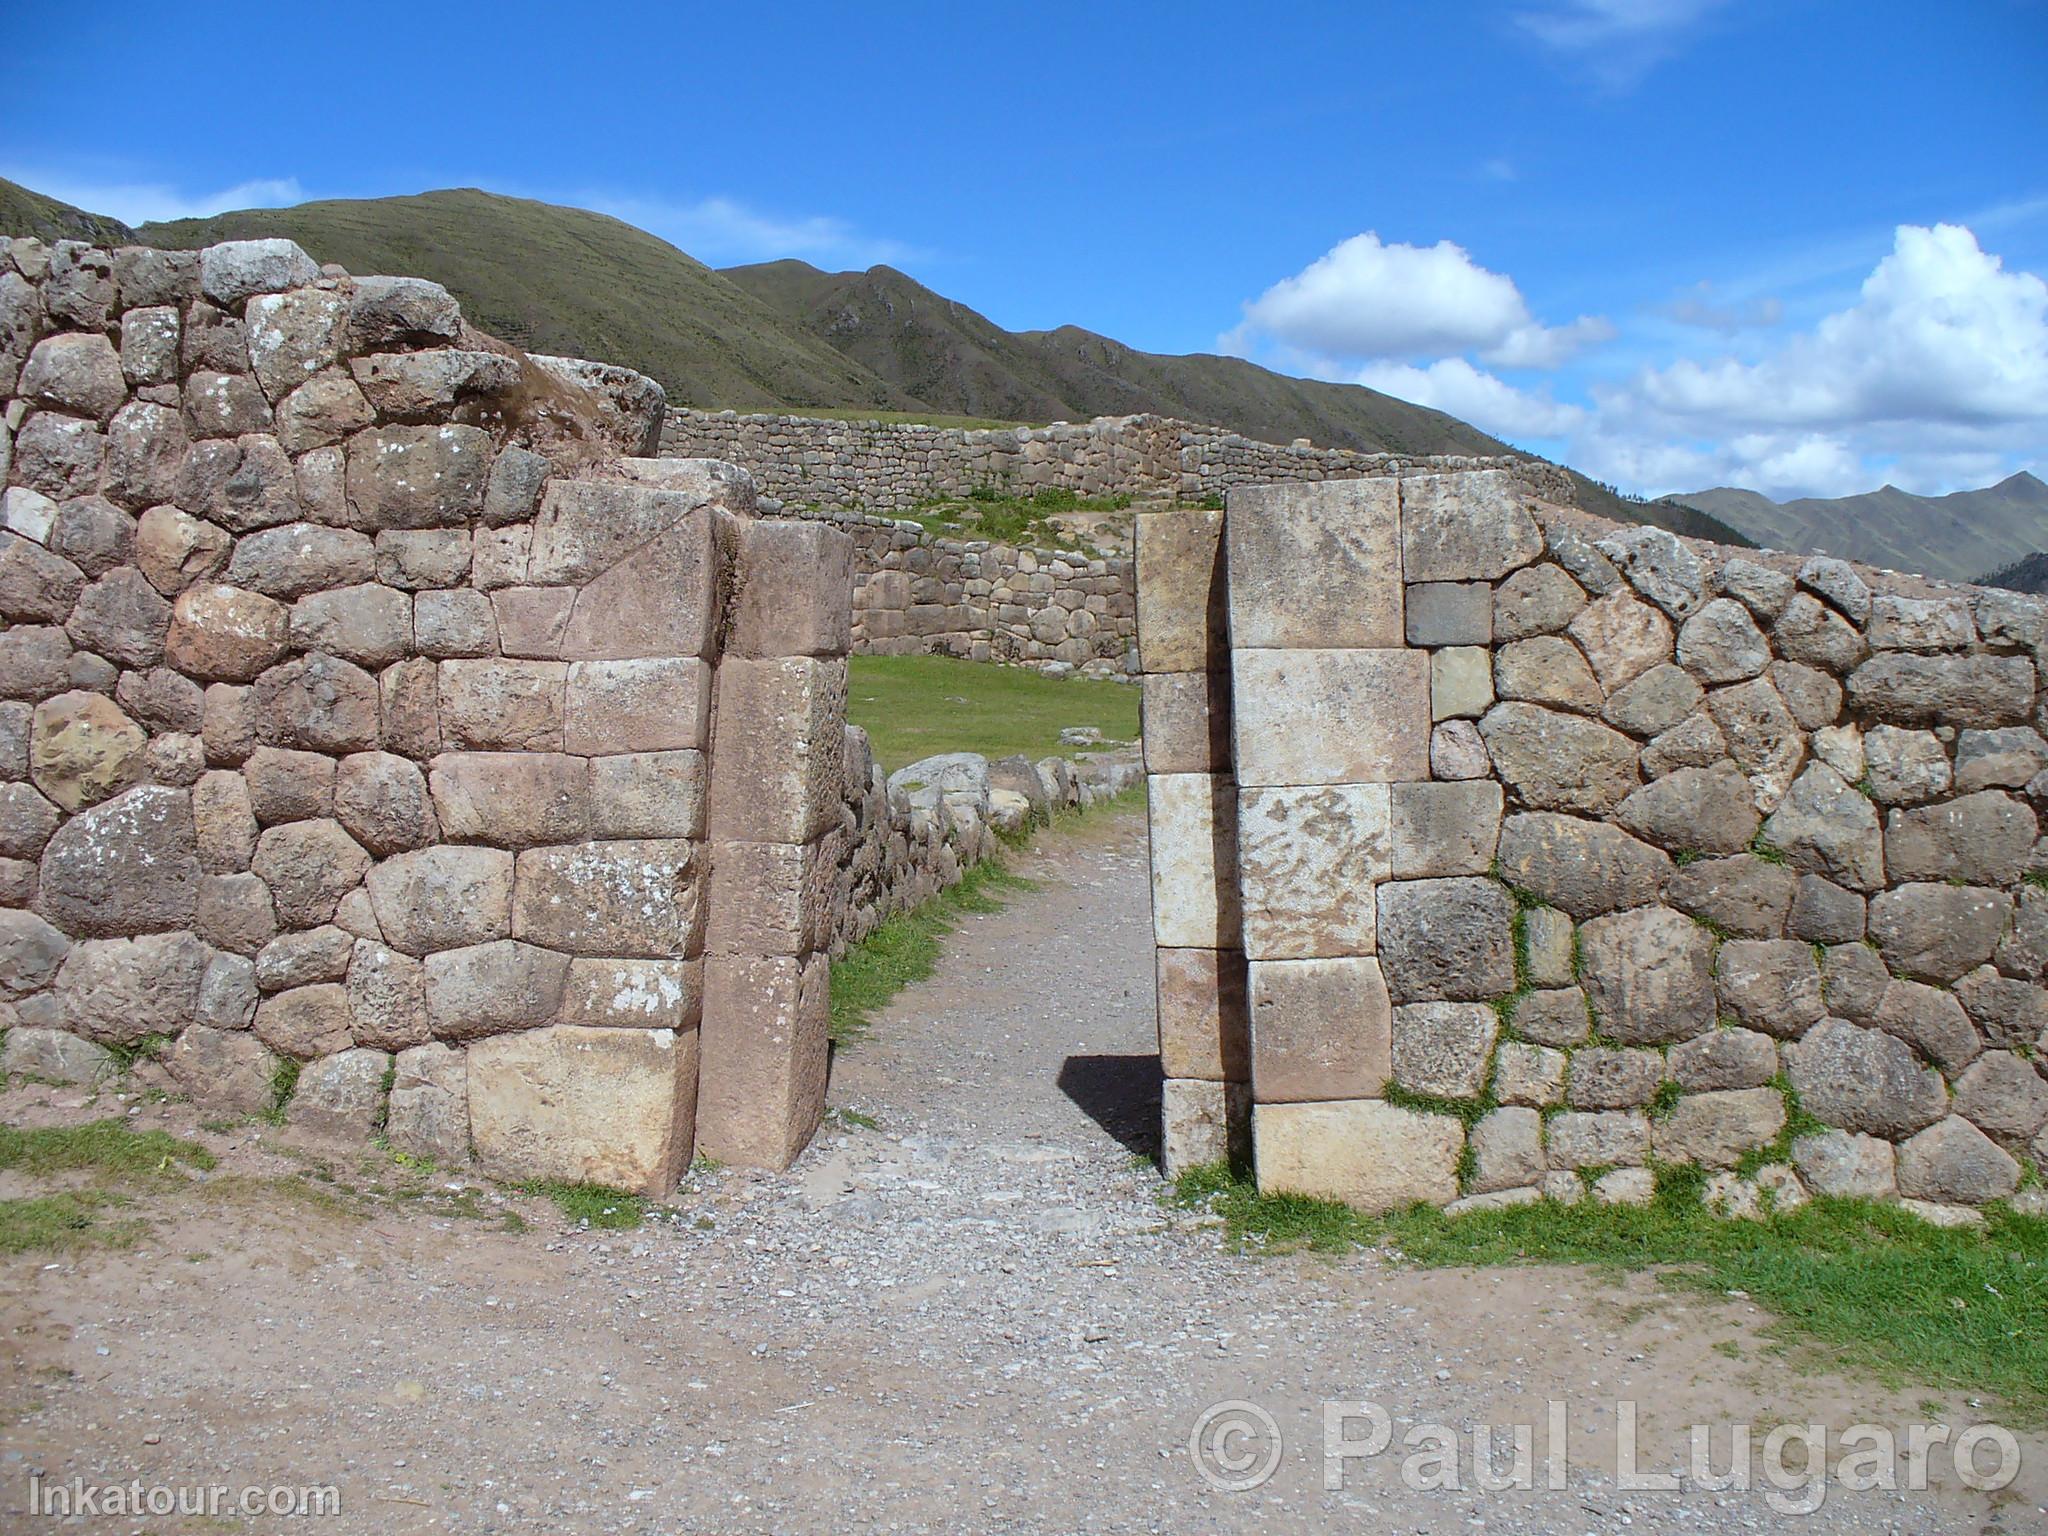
left=694, top=951, right=829, bottom=1170
left=1161, top=1077, right=1249, bottom=1176
left=437, top=659, right=566, bottom=753
left=423, top=939, right=571, bottom=1040
left=705, top=839, right=835, bottom=957
left=1135, top=510, right=1227, bottom=673
left=1254, top=1099, right=1464, bottom=1213
left=469, top=1024, right=695, bottom=1195
left=587, top=750, right=707, bottom=840
left=1376, top=877, right=1515, bottom=1002
left=1230, top=648, right=1430, bottom=787
left=559, top=513, right=724, bottom=660
left=1156, top=946, right=1250, bottom=1081
left=1399, top=470, right=1542, bottom=582
left=366, top=845, right=514, bottom=956
left=386, top=1041, right=468, bottom=1165
left=1140, top=671, right=1231, bottom=775
left=1248, top=956, right=1392, bottom=1103
left=512, top=839, right=701, bottom=959
left=429, top=752, right=590, bottom=847
left=1389, top=780, right=1502, bottom=878
left=1392, top=1000, right=1499, bottom=1099
left=1236, top=782, right=1388, bottom=958
left=1431, top=646, right=1494, bottom=721
left=564, top=657, right=711, bottom=755
left=1226, top=479, right=1402, bottom=649
left=1405, top=581, right=1492, bottom=647
left=727, top=517, right=853, bottom=659
left=705, top=657, right=847, bottom=845
left=1145, top=773, right=1242, bottom=949
left=561, top=957, right=705, bottom=1032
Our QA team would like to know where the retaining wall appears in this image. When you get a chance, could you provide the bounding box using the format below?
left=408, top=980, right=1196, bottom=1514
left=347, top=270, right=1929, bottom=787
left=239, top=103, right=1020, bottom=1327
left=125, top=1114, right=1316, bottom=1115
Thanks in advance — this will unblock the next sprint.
left=0, top=233, right=851, bottom=1190
left=1141, top=473, right=2048, bottom=1220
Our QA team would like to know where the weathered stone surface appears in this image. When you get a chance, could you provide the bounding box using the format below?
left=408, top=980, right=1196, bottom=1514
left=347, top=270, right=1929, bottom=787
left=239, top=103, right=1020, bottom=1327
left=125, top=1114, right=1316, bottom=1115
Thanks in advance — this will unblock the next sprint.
left=1579, top=905, right=1716, bottom=1043
left=1873, top=978, right=1982, bottom=1072
left=1495, top=812, right=1670, bottom=917
left=1602, top=662, right=1704, bottom=740
left=1772, top=660, right=1843, bottom=732
left=1794, top=556, right=1869, bottom=623
left=290, top=1047, right=390, bottom=1138
left=1665, top=854, right=1795, bottom=938
left=1512, top=987, right=1592, bottom=1048
left=347, top=275, right=462, bottom=351
left=225, top=523, right=374, bottom=601
left=255, top=925, right=354, bottom=992
left=1567, top=588, right=1673, bottom=693
left=12, top=411, right=103, bottom=500
left=1599, top=526, right=1705, bottom=620
left=1848, top=653, right=2035, bottom=729
left=275, top=370, right=375, bottom=453
left=1952, top=1051, right=2048, bottom=1141
left=1478, top=702, right=1640, bottom=815
left=1376, top=877, right=1514, bottom=1002
left=1954, top=966, right=2048, bottom=1051
left=251, top=818, right=369, bottom=929
left=1494, top=635, right=1603, bottom=714
left=385, top=1041, right=467, bottom=1164
left=115, top=665, right=202, bottom=736
left=1654, top=1087, right=1787, bottom=1168
left=1469, top=1106, right=1545, bottom=1194
left=482, top=444, right=549, bottom=526
left=345, top=939, right=430, bottom=1050
left=350, top=349, right=521, bottom=420
left=1139, top=671, right=1231, bottom=774
left=1954, top=727, right=2047, bottom=795
left=705, top=657, right=847, bottom=843
left=428, top=751, right=587, bottom=848
left=377, top=657, right=439, bottom=759
left=1791, top=1129, right=1896, bottom=1198
left=184, top=370, right=273, bottom=437
left=558, top=510, right=724, bottom=661
left=1870, top=883, right=2010, bottom=983
left=0, top=908, right=71, bottom=996
left=53, top=930, right=210, bottom=1044
left=1400, top=470, right=1541, bottom=582
left=1493, top=562, right=1585, bottom=640
left=1161, top=1079, right=1250, bottom=1177
left=1228, top=478, right=1402, bottom=647
left=1522, top=905, right=1574, bottom=987
left=1, top=1024, right=114, bottom=1084
left=1231, top=648, right=1430, bottom=786
left=196, top=950, right=257, bottom=1029
left=1493, top=1041, right=1568, bottom=1107
left=332, top=751, right=435, bottom=855
left=289, top=583, right=413, bottom=669
left=118, top=302, right=181, bottom=384
left=1787, top=1019, right=1948, bottom=1138
left=696, top=950, right=827, bottom=1169
left=1897, top=1116, right=2020, bottom=1204
left=199, top=239, right=319, bottom=305
left=1672, top=1027, right=1779, bottom=1090
left=1675, top=597, right=1768, bottom=683
left=28, top=691, right=145, bottom=811
left=1868, top=594, right=1973, bottom=653
left=1716, top=940, right=1825, bottom=1039
left=489, top=586, right=573, bottom=658
left=1566, top=1046, right=1664, bottom=1109
left=469, top=1024, right=695, bottom=1195
left=108, top=400, right=195, bottom=510
left=1759, top=763, right=1885, bottom=891
left=65, top=567, right=170, bottom=670
left=423, top=939, right=571, bottom=1040
left=21, top=332, right=125, bottom=419
left=413, top=588, right=496, bottom=658
left=343, top=423, right=491, bottom=530
left=1641, top=711, right=1729, bottom=778
left=1595, top=1167, right=1659, bottom=1206
left=561, top=956, right=705, bottom=1033
left=135, top=507, right=230, bottom=595
left=0, top=529, right=84, bottom=622
left=254, top=981, right=354, bottom=1058
left=195, top=871, right=276, bottom=955
left=1431, top=646, right=1493, bottom=721
left=1388, top=780, right=1501, bottom=879
left=587, top=750, right=706, bottom=840
left=1820, top=942, right=1890, bottom=1023
left=1145, top=773, right=1241, bottom=949
left=1998, top=887, right=2048, bottom=980
left=1546, top=1110, right=1649, bottom=1169
left=1615, top=762, right=1758, bottom=854
left=1390, top=999, right=1497, bottom=1098
left=1705, top=676, right=1804, bottom=809
left=1247, top=955, right=1391, bottom=1102
left=36, top=784, right=199, bottom=936
left=564, top=657, right=710, bottom=756
left=1786, top=873, right=1864, bottom=944
left=245, top=745, right=336, bottom=824
left=164, top=1025, right=277, bottom=1115
left=1254, top=1098, right=1464, bottom=1213
left=366, top=845, right=514, bottom=955
left=1236, top=783, right=1388, bottom=958
left=1405, top=580, right=1491, bottom=647
left=1430, top=720, right=1490, bottom=780
left=436, top=659, right=565, bottom=753
left=1773, top=592, right=1867, bottom=674
left=166, top=582, right=288, bottom=682
left=512, top=840, right=700, bottom=958
left=1885, top=790, right=2035, bottom=886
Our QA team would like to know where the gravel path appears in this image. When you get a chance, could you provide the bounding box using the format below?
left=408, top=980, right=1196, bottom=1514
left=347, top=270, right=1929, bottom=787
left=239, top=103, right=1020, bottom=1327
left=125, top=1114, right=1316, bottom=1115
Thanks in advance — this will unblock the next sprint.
left=1, top=808, right=2042, bottom=1533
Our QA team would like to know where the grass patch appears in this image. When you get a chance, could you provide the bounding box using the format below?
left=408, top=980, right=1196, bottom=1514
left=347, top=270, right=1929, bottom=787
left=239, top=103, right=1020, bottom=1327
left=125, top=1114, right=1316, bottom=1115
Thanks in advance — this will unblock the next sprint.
left=825, top=1106, right=882, bottom=1132
left=796, top=407, right=1041, bottom=432
left=847, top=653, right=1138, bottom=772
left=0, top=1119, right=216, bottom=1180
left=830, top=857, right=1038, bottom=1044
left=909, top=485, right=1133, bottom=550
left=0, top=1192, right=147, bottom=1255
left=519, top=1180, right=648, bottom=1230
left=1172, top=1161, right=2048, bottom=1421
left=101, top=1033, right=172, bottom=1076
left=265, top=1057, right=301, bottom=1123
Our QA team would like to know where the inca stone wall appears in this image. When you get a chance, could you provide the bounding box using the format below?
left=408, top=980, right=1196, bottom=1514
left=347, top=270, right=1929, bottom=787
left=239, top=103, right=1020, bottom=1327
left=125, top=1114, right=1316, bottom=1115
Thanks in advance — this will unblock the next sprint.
left=1142, top=472, right=2048, bottom=1222
left=0, top=232, right=854, bottom=1192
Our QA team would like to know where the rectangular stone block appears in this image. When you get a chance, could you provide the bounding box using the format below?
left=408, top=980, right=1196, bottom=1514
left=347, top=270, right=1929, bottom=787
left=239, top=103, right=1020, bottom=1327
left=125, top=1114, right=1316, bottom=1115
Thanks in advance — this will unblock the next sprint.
left=705, top=838, right=835, bottom=957
left=588, top=750, right=706, bottom=839
left=468, top=1024, right=695, bottom=1195
left=1390, top=780, right=1504, bottom=878
left=1140, top=671, right=1231, bottom=774
left=1238, top=783, right=1390, bottom=959
left=1431, top=646, right=1493, bottom=721
left=559, top=514, right=723, bottom=660
left=428, top=751, right=590, bottom=847
left=1156, top=946, right=1249, bottom=1081
left=511, top=839, right=702, bottom=958
left=1254, top=1099, right=1464, bottom=1213
left=1146, top=772, right=1242, bottom=948
left=1162, top=1077, right=1250, bottom=1176
left=1225, top=479, right=1402, bottom=649
left=727, top=519, right=854, bottom=659
left=561, top=956, right=704, bottom=1031
left=1406, top=582, right=1492, bottom=646
left=706, top=656, right=848, bottom=845
left=1230, top=649, right=1431, bottom=787
left=1135, top=510, right=1226, bottom=673
left=1249, top=956, right=1393, bottom=1103
left=437, top=658, right=564, bottom=752
left=564, top=657, right=710, bottom=754
left=491, top=586, right=575, bottom=659
left=695, top=950, right=829, bottom=1169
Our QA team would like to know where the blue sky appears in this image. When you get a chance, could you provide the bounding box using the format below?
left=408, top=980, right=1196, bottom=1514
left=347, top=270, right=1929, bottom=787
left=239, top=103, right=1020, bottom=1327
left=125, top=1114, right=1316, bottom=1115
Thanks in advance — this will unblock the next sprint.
left=5, top=0, right=2046, bottom=500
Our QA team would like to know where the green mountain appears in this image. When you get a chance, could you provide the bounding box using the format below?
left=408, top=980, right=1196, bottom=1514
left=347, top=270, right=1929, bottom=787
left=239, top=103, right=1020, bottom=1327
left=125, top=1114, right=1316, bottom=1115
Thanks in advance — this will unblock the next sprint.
left=1664, top=472, right=2048, bottom=585
left=0, top=176, right=138, bottom=246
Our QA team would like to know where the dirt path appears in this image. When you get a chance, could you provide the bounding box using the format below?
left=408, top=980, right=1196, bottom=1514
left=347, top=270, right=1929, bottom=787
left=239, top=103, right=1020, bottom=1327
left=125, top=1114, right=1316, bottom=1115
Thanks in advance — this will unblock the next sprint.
left=2, top=810, right=2043, bottom=1533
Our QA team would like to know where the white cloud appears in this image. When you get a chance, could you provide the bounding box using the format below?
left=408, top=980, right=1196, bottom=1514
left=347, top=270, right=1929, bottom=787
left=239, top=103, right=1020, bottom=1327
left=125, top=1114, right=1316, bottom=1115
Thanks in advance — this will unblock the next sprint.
left=1354, top=358, right=1585, bottom=440
left=1662, top=281, right=1784, bottom=334
left=4, top=169, right=305, bottom=226
left=1225, top=232, right=1609, bottom=368
left=1515, top=0, right=1730, bottom=86
left=582, top=191, right=925, bottom=269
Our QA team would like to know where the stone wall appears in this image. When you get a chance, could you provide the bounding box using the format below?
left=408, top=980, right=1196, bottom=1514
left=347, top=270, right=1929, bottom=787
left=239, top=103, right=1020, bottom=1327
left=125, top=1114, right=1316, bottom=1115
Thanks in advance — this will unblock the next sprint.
left=0, top=233, right=852, bottom=1193
left=1141, top=472, right=2048, bottom=1222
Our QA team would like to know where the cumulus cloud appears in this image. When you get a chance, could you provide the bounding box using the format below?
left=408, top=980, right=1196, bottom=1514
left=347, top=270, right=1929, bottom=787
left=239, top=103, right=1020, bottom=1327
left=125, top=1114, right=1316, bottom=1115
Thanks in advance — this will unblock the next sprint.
left=1353, top=358, right=1586, bottom=440
left=583, top=192, right=926, bottom=269
left=1225, top=232, right=1610, bottom=368
left=4, top=169, right=306, bottom=225
left=1515, top=0, right=1730, bottom=86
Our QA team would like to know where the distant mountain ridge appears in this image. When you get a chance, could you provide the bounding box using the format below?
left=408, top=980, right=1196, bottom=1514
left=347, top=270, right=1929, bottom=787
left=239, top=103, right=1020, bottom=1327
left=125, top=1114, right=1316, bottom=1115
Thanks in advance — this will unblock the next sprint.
left=2, top=175, right=1739, bottom=538
left=1662, top=472, right=2048, bottom=585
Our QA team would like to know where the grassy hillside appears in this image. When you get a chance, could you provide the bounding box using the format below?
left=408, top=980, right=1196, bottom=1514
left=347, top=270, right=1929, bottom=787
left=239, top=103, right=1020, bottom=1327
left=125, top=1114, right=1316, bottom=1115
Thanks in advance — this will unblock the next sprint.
left=136, top=190, right=914, bottom=412
left=1665, top=472, right=2048, bottom=583
left=0, top=176, right=137, bottom=246
left=1981, top=551, right=2048, bottom=595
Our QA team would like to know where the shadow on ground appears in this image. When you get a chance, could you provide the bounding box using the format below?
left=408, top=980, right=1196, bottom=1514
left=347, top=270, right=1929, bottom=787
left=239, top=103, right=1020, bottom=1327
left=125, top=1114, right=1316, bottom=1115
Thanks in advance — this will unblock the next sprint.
left=1056, top=1053, right=1161, bottom=1162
